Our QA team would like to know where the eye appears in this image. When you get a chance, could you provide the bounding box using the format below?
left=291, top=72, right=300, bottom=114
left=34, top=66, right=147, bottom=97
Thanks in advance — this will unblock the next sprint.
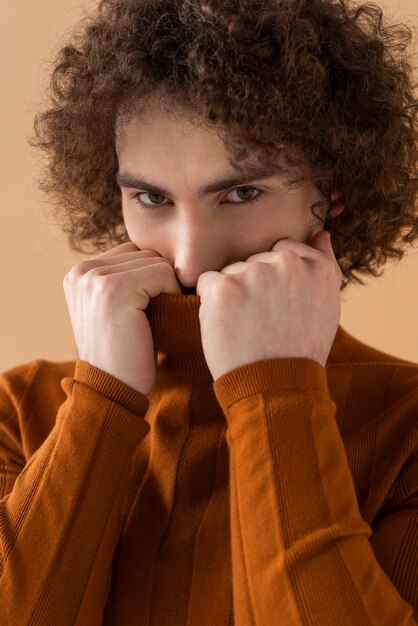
left=224, top=187, right=262, bottom=203
left=132, top=192, right=166, bottom=209
left=131, top=186, right=265, bottom=210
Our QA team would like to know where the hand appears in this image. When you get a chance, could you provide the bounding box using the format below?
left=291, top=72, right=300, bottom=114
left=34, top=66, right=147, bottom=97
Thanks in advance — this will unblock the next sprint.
left=63, top=241, right=182, bottom=396
left=196, top=230, right=342, bottom=381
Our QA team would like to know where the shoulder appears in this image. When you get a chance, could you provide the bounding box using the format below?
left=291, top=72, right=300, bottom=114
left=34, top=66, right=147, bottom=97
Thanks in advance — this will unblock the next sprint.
left=330, top=326, right=418, bottom=439
left=331, top=327, right=418, bottom=503
left=0, top=359, right=76, bottom=386
left=335, top=325, right=418, bottom=366
left=335, top=325, right=418, bottom=392
left=0, top=359, right=76, bottom=412
left=0, top=359, right=77, bottom=462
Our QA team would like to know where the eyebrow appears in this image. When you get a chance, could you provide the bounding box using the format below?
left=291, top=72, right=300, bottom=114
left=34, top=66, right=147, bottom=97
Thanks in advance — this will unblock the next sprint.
left=116, top=164, right=285, bottom=198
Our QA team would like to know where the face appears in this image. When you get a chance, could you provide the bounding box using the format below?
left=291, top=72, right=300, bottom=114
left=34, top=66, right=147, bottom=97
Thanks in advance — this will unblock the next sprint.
left=116, top=103, right=330, bottom=295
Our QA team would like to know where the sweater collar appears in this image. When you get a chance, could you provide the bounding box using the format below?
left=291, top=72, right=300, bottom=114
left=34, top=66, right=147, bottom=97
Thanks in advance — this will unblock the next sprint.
left=145, top=293, right=348, bottom=378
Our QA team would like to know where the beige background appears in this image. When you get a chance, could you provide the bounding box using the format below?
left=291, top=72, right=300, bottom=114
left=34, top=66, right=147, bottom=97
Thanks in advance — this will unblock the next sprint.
left=1, top=0, right=417, bottom=373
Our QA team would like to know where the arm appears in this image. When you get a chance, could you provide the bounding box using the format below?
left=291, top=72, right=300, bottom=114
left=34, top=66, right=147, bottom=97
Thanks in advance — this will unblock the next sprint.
left=213, top=358, right=417, bottom=626
left=0, top=360, right=150, bottom=626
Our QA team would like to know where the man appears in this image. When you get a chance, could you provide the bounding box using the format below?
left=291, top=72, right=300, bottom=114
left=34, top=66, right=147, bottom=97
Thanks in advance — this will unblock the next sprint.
left=1, top=0, right=417, bottom=624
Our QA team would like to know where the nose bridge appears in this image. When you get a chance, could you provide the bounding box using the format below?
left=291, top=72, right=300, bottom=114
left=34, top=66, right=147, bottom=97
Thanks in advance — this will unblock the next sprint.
left=172, top=211, right=226, bottom=286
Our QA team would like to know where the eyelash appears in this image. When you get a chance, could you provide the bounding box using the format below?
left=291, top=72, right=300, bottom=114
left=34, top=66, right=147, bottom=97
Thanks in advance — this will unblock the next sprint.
left=130, top=186, right=265, bottom=210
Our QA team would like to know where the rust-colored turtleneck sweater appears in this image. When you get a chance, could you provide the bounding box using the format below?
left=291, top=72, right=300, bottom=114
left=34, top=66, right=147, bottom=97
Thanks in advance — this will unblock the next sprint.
left=0, top=293, right=417, bottom=626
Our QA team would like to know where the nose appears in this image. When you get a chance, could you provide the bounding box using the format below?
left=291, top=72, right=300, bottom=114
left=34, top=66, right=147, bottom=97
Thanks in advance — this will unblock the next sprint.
left=173, top=251, right=215, bottom=291
left=175, top=272, right=196, bottom=288
left=174, top=249, right=236, bottom=292
left=170, top=219, right=233, bottom=291
left=174, top=269, right=199, bottom=294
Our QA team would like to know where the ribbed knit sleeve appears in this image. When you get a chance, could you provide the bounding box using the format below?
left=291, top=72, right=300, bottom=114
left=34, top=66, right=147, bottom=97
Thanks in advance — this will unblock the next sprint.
left=213, top=357, right=417, bottom=626
left=0, top=360, right=150, bottom=626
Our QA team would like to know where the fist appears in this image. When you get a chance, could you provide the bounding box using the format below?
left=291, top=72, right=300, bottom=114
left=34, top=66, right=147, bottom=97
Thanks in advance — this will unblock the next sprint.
left=63, top=242, right=182, bottom=395
left=196, top=230, right=342, bottom=380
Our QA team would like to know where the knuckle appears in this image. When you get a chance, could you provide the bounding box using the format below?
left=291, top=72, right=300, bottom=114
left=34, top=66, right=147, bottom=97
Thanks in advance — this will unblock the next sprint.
left=84, top=271, right=119, bottom=301
left=277, top=249, right=299, bottom=263
left=251, top=260, right=268, bottom=270
left=157, top=259, right=175, bottom=275
left=73, top=259, right=97, bottom=276
left=223, top=274, right=243, bottom=294
left=144, top=249, right=161, bottom=257
left=64, top=264, right=83, bottom=285
left=79, top=269, right=99, bottom=288
left=250, top=260, right=275, bottom=277
left=78, top=266, right=108, bottom=293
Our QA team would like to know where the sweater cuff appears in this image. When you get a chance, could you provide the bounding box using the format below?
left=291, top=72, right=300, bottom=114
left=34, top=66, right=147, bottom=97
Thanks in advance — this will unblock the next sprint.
left=213, top=358, right=329, bottom=409
left=74, top=360, right=150, bottom=416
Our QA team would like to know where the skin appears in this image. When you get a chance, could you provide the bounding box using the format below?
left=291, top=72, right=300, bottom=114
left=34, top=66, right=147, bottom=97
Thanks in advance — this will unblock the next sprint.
left=116, top=103, right=344, bottom=296
left=116, top=102, right=345, bottom=379
left=64, top=106, right=342, bottom=396
left=196, top=231, right=343, bottom=377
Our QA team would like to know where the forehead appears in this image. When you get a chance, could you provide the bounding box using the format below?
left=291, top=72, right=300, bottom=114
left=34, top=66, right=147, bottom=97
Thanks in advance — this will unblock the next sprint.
left=115, top=96, right=307, bottom=186
left=116, top=103, right=228, bottom=157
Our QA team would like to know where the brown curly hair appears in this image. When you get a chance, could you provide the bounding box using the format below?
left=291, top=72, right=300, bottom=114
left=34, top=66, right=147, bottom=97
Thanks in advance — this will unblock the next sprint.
left=29, top=0, right=418, bottom=292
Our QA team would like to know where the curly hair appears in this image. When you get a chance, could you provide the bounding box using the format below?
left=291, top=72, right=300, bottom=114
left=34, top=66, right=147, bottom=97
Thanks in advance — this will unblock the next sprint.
left=29, top=0, right=418, bottom=292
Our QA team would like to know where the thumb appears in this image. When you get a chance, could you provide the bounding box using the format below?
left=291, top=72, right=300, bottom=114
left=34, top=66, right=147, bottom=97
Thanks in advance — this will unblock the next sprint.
left=310, top=229, right=333, bottom=255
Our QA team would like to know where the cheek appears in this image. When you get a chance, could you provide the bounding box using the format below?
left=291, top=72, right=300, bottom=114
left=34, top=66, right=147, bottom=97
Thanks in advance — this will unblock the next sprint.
left=271, top=200, right=317, bottom=235
left=122, top=203, right=146, bottom=241
left=122, top=210, right=167, bottom=254
left=249, top=213, right=294, bottom=244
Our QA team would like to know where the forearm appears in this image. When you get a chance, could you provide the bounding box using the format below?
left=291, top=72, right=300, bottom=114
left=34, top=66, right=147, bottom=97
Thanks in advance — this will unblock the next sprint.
left=0, top=363, right=150, bottom=626
left=214, top=358, right=417, bottom=626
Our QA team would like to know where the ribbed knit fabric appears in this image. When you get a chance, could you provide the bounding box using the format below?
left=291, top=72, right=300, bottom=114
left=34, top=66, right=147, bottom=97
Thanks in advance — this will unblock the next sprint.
left=0, top=292, right=417, bottom=626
